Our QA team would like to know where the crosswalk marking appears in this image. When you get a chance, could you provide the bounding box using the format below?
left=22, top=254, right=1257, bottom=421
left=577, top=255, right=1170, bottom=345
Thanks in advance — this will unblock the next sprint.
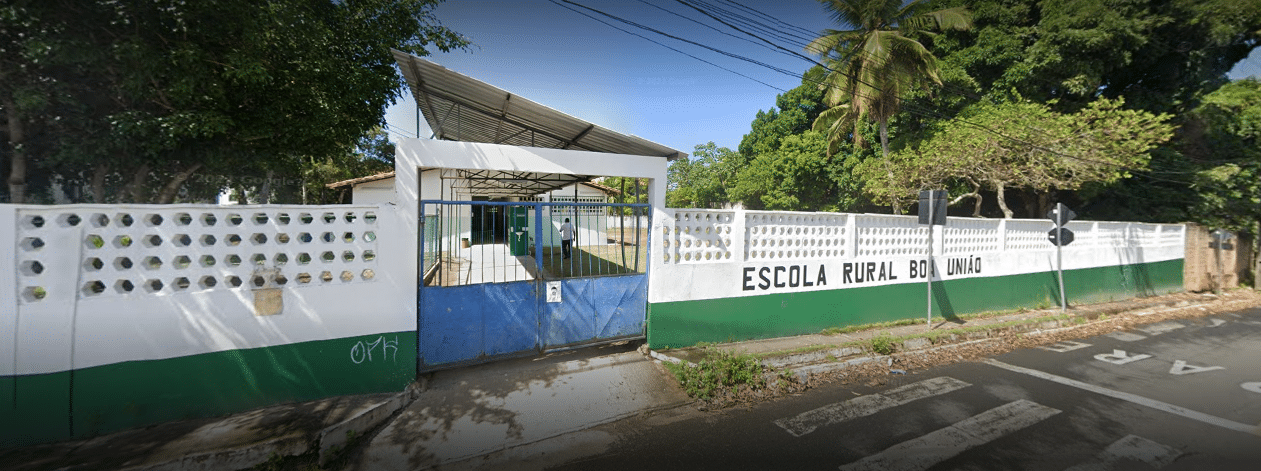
left=773, top=377, right=970, bottom=437
left=984, top=359, right=1258, bottom=434
left=1135, top=322, right=1184, bottom=336
left=1064, top=435, right=1181, bottom=471
left=1041, top=340, right=1093, bottom=352
left=1105, top=331, right=1146, bottom=342
left=837, top=399, right=1060, bottom=471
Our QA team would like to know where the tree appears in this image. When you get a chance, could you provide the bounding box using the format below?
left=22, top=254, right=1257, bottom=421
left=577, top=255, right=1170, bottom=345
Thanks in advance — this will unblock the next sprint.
left=1184, top=78, right=1261, bottom=234
left=864, top=97, right=1173, bottom=218
left=807, top=0, right=970, bottom=213
left=1, top=0, right=467, bottom=204
left=666, top=143, right=735, bottom=209
left=729, top=131, right=862, bottom=212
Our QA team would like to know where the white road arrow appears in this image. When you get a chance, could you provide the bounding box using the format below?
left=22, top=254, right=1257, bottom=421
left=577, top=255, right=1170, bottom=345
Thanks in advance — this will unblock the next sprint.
left=1169, top=360, right=1224, bottom=376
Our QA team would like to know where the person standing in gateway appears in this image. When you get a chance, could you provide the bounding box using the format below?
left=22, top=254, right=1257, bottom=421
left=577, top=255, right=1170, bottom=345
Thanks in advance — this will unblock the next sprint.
left=559, top=217, right=575, bottom=259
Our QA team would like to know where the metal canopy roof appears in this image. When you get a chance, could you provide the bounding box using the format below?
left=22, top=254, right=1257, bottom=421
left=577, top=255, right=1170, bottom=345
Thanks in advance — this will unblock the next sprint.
left=393, top=50, right=687, bottom=164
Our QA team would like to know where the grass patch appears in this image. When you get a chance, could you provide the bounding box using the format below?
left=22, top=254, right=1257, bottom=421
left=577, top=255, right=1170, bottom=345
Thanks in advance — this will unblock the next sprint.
left=664, top=349, right=766, bottom=400
left=869, top=332, right=896, bottom=355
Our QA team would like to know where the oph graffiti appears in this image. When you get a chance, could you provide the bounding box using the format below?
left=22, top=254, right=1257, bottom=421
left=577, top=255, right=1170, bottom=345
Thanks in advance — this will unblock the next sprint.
left=350, top=335, right=399, bottom=364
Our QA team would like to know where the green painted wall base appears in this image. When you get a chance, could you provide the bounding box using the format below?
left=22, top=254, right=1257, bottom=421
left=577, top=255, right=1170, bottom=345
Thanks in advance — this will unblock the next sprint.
left=2, top=331, right=417, bottom=449
left=647, top=259, right=1183, bottom=349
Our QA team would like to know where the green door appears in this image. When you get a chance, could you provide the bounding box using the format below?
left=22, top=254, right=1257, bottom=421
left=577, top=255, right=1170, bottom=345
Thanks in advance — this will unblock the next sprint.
left=508, top=206, right=529, bottom=256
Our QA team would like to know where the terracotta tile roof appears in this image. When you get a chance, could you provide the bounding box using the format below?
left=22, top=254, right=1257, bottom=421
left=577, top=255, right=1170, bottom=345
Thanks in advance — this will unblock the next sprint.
left=325, top=171, right=396, bottom=189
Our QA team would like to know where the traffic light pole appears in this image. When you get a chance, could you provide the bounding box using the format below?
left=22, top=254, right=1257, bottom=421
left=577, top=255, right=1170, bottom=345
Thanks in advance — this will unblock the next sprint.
left=1056, top=241, right=1066, bottom=312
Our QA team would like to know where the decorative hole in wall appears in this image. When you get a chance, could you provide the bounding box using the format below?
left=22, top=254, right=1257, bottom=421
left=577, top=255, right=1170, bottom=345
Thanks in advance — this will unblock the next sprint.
left=253, top=213, right=269, bottom=225
left=145, top=214, right=163, bottom=226
left=199, top=276, right=217, bottom=289
left=145, top=279, right=164, bottom=293
left=297, top=253, right=312, bottom=265
left=344, top=212, right=357, bottom=223
left=20, top=260, right=44, bottom=276
left=59, top=214, right=82, bottom=227
left=115, top=279, right=135, bottom=293
left=85, top=257, right=104, bottom=271
left=343, top=232, right=355, bottom=243
left=200, top=255, right=216, bottom=267
left=363, top=250, right=376, bottom=261
left=227, top=276, right=243, bottom=288
left=298, top=233, right=313, bottom=243
left=274, top=253, right=289, bottom=265
left=143, top=234, right=163, bottom=248
left=251, top=233, right=268, bottom=245
left=202, top=214, right=218, bottom=226
left=21, top=237, right=45, bottom=251
left=114, top=257, right=134, bottom=270
left=340, top=270, right=354, bottom=282
left=321, top=232, right=335, bottom=243
left=300, top=213, right=314, bottom=224
left=226, top=234, right=242, bottom=246
left=275, top=274, right=289, bottom=286
left=297, top=273, right=312, bottom=284
left=361, top=269, right=375, bottom=280
left=227, top=214, right=243, bottom=226
left=321, top=251, right=335, bottom=263
left=364, top=212, right=377, bottom=223
left=201, top=235, right=217, bottom=246
left=252, top=254, right=267, bottom=265
left=83, top=281, right=106, bottom=296
left=277, top=213, right=291, bottom=225
left=226, top=254, right=242, bottom=266
left=342, top=251, right=355, bottom=262
left=176, top=213, right=193, bottom=225
left=174, top=255, right=192, bottom=269
left=322, top=212, right=336, bottom=224
left=363, top=232, right=376, bottom=242
left=143, top=256, right=162, bottom=270
left=28, top=215, right=46, bottom=228
left=252, top=276, right=266, bottom=288
left=320, top=271, right=333, bottom=282
left=174, top=234, right=192, bottom=247
left=117, top=214, right=134, bottom=227
left=173, top=277, right=191, bottom=290
left=92, top=214, right=110, bottom=227
left=276, top=233, right=290, bottom=244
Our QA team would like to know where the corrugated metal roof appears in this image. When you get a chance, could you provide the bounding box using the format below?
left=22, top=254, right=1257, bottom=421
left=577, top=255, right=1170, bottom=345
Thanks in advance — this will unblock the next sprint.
left=393, top=50, right=687, bottom=161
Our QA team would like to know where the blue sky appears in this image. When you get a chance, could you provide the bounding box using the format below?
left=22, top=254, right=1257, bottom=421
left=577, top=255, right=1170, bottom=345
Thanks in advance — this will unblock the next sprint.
left=384, top=0, right=1261, bottom=158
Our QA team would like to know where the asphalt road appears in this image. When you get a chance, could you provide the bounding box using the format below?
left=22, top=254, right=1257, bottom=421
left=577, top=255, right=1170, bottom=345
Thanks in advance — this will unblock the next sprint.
left=547, top=307, right=1261, bottom=471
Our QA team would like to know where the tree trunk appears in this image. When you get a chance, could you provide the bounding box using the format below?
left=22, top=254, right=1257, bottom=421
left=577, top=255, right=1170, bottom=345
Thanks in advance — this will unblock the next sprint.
left=1037, top=191, right=1052, bottom=220
left=879, top=120, right=902, bottom=214
left=259, top=170, right=273, bottom=204
left=4, top=94, right=27, bottom=204
left=91, top=164, right=109, bottom=203
left=994, top=180, right=1013, bottom=218
left=156, top=162, right=203, bottom=204
left=123, top=164, right=151, bottom=203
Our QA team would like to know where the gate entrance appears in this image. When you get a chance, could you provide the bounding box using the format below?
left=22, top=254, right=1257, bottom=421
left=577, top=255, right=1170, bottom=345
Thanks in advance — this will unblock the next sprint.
left=418, top=199, right=650, bottom=372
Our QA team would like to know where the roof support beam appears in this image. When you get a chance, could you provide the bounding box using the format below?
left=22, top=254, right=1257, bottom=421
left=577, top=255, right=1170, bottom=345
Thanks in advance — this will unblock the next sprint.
left=418, top=88, right=600, bottom=153
left=562, top=124, right=596, bottom=150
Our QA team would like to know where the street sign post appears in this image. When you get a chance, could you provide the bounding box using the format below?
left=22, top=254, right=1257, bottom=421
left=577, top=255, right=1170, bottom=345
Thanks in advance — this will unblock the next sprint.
left=1047, top=203, right=1075, bottom=312
left=919, top=190, right=947, bottom=330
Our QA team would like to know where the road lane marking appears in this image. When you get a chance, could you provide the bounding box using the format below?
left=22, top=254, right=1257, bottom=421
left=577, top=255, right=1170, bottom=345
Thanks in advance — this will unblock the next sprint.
left=837, top=399, right=1059, bottom=471
left=1168, top=360, right=1225, bottom=376
left=1243, top=382, right=1261, bottom=394
left=774, top=377, right=970, bottom=437
left=1135, top=322, right=1184, bottom=336
left=1041, top=341, right=1093, bottom=353
left=984, top=359, right=1258, bottom=434
left=1064, top=434, right=1181, bottom=471
left=1208, top=318, right=1226, bottom=327
left=1094, top=350, right=1152, bottom=365
left=1104, top=332, right=1146, bottom=342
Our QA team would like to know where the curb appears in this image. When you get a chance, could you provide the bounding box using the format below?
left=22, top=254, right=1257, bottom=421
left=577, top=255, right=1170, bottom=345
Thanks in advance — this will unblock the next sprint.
left=317, top=387, right=420, bottom=465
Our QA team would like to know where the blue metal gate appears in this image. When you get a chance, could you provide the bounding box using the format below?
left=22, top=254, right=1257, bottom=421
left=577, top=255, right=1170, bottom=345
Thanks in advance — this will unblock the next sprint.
left=418, top=200, right=650, bottom=372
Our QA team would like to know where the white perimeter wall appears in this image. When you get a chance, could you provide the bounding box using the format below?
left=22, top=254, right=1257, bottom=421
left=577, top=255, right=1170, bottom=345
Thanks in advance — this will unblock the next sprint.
left=2, top=204, right=415, bottom=377
left=649, top=209, right=1186, bottom=304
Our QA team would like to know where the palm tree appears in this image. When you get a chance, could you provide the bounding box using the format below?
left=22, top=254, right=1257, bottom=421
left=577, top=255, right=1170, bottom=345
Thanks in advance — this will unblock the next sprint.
left=808, top=0, right=970, bottom=213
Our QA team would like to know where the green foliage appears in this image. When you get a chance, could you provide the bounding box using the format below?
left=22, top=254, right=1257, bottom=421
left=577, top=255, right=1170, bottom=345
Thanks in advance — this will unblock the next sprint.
left=663, top=349, right=766, bottom=400
left=1, top=0, right=467, bottom=204
left=729, top=131, right=862, bottom=211
left=1184, top=78, right=1261, bottom=233
left=868, top=332, right=897, bottom=355
left=666, top=143, right=736, bottom=208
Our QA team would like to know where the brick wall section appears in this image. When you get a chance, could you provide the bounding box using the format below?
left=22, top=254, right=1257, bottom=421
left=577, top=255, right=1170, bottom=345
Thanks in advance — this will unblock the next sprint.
left=1183, top=223, right=1254, bottom=291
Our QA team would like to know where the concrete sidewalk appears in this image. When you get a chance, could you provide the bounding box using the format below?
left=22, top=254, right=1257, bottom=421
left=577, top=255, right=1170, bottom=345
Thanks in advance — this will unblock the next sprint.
left=0, top=342, right=688, bottom=471
left=650, top=290, right=1261, bottom=382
